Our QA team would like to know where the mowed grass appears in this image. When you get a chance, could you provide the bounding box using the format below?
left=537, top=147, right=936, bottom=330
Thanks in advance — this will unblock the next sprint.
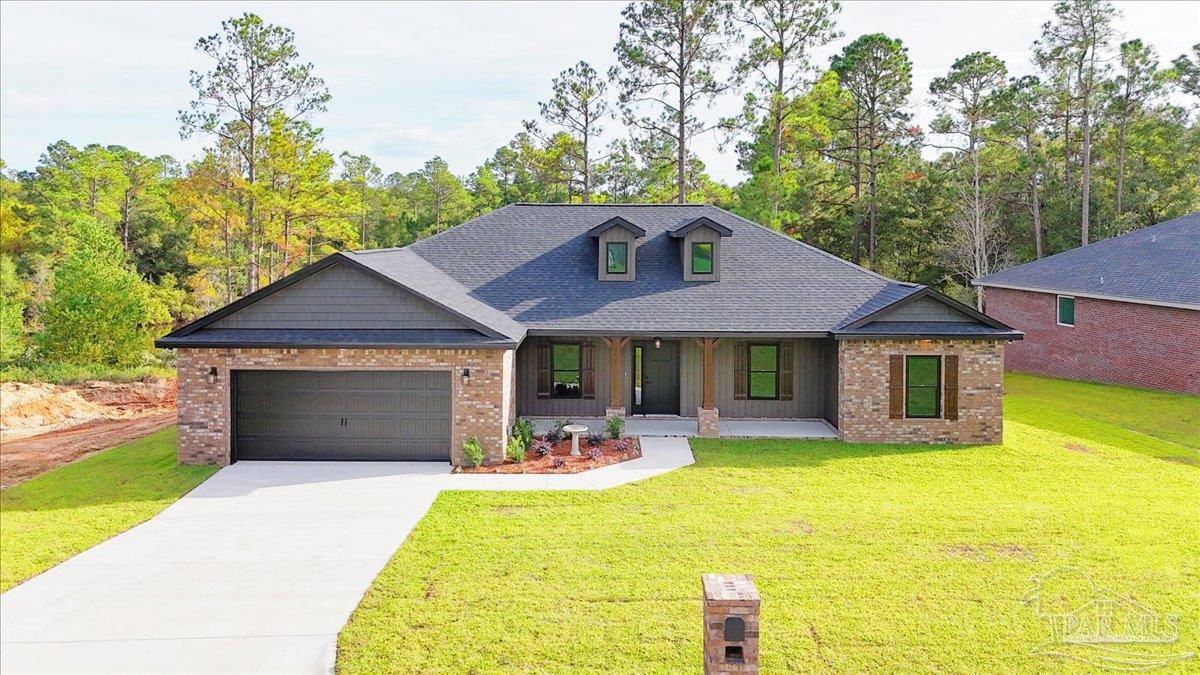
left=338, top=375, right=1200, bottom=672
left=0, top=427, right=216, bottom=592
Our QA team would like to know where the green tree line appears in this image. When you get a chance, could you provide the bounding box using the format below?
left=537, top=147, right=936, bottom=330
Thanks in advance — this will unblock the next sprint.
left=2, top=2, right=1198, bottom=369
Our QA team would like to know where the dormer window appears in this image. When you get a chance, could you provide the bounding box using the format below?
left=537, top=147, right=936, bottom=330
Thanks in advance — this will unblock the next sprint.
left=691, top=242, right=713, bottom=275
left=606, top=242, right=629, bottom=274
left=588, top=216, right=645, bottom=281
left=670, top=216, right=732, bottom=282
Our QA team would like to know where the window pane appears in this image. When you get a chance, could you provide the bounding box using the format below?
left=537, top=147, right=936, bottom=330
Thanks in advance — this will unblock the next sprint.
left=1058, top=296, right=1075, bottom=325
left=633, top=346, right=642, bottom=405
left=692, top=242, right=713, bottom=274
left=906, top=356, right=939, bottom=387
left=749, top=372, right=777, bottom=399
left=749, top=345, right=777, bottom=371
left=906, top=386, right=937, bottom=417
left=606, top=242, right=628, bottom=274
left=553, top=344, right=580, bottom=370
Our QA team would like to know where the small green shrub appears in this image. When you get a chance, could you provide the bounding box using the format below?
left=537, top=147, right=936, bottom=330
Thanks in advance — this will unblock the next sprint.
left=605, top=414, right=625, bottom=439
left=512, top=418, right=534, bottom=448
left=462, top=436, right=484, bottom=467
left=506, top=435, right=526, bottom=463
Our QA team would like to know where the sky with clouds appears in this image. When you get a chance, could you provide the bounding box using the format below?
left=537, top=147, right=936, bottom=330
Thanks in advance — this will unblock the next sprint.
left=2, top=1, right=1196, bottom=183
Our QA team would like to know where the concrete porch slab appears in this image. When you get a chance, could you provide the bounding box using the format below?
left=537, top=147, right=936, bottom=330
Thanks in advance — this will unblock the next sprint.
left=528, top=416, right=838, bottom=439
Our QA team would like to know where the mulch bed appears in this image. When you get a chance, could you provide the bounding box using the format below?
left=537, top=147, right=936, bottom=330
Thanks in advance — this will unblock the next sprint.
left=455, top=436, right=641, bottom=474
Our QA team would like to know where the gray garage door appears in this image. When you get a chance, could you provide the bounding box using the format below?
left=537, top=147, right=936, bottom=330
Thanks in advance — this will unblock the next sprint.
left=233, top=370, right=451, bottom=461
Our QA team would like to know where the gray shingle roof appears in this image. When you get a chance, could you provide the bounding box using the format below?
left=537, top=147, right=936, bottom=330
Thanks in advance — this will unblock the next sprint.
left=974, top=212, right=1200, bottom=308
left=405, top=203, right=902, bottom=333
left=834, top=322, right=1023, bottom=339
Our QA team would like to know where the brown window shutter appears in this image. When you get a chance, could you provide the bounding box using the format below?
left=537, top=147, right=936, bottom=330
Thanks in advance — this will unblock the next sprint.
left=734, top=341, right=748, bottom=400
left=778, top=341, right=794, bottom=401
left=888, top=355, right=905, bottom=419
left=581, top=341, right=596, bottom=399
left=944, top=354, right=959, bottom=420
left=536, top=340, right=552, bottom=399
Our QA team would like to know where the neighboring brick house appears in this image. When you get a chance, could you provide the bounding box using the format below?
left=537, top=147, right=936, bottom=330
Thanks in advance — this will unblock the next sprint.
left=159, top=204, right=1022, bottom=466
left=975, top=212, right=1200, bottom=395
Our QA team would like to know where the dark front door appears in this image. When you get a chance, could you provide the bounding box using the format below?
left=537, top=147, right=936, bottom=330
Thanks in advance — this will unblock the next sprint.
left=631, top=340, right=680, bottom=415
left=233, top=370, right=452, bottom=461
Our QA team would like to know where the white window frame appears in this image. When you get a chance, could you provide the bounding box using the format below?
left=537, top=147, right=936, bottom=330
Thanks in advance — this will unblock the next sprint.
left=1056, top=295, right=1076, bottom=327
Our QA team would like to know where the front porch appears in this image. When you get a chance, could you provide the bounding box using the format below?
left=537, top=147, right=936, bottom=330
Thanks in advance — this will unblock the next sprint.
left=529, top=416, right=839, bottom=439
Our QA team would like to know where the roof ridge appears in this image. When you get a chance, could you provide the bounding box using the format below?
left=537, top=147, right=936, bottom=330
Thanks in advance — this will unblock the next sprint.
left=511, top=202, right=710, bottom=207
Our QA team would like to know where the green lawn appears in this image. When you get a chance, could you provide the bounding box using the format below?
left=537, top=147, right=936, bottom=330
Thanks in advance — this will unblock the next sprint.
left=338, top=375, right=1200, bottom=672
left=0, top=427, right=216, bottom=592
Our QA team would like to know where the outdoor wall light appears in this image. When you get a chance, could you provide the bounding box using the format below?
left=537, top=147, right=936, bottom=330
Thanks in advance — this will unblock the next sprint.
left=653, top=336, right=662, bottom=349
left=461, top=367, right=471, bottom=385
left=206, top=366, right=219, bottom=384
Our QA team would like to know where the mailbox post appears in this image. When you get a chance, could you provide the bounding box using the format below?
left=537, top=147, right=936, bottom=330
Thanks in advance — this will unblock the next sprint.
left=702, top=574, right=760, bottom=673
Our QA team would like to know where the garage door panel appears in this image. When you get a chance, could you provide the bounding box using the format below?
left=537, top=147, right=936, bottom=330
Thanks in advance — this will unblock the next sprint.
left=234, top=370, right=451, bottom=461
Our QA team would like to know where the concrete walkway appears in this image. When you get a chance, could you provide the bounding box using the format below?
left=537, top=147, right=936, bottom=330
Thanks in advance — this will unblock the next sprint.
left=0, top=438, right=694, bottom=674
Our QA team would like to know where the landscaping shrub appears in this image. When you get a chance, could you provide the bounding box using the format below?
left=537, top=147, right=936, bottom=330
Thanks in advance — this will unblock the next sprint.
left=511, top=418, right=534, bottom=449
left=462, top=436, right=484, bottom=467
left=587, top=432, right=604, bottom=447
left=614, top=439, right=629, bottom=454
left=506, top=435, right=526, bottom=463
left=605, top=414, right=624, bottom=439
left=587, top=446, right=603, bottom=461
left=533, top=440, right=552, bottom=457
left=543, top=428, right=562, bottom=444
left=551, top=455, right=567, bottom=469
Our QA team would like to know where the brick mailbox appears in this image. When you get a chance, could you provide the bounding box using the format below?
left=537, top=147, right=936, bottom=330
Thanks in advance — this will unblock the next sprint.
left=702, top=574, right=760, bottom=673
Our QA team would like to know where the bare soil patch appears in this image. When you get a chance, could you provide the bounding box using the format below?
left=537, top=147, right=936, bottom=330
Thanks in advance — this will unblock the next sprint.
left=1, top=378, right=177, bottom=488
left=1064, top=442, right=1095, bottom=454
left=455, top=437, right=640, bottom=474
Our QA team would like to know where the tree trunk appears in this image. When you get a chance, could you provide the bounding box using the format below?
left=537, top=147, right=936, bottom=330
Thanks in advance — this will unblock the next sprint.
left=771, top=52, right=785, bottom=220
left=676, top=15, right=687, bottom=205
left=582, top=108, right=591, bottom=203
left=1080, top=103, right=1091, bottom=246
left=1116, top=113, right=1128, bottom=216
left=1027, top=135, right=1044, bottom=259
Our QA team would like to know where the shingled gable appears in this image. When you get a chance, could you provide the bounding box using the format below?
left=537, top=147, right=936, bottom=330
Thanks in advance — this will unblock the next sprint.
left=156, top=251, right=524, bottom=348
left=667, top=216, right=733, bottom=238
left=833, top=286, right=1022, bottom=340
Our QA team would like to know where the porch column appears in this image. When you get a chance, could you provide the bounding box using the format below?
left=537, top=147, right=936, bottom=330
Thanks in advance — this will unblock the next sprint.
left=695, top=337, right=720, bottom=437
left=602, top=336, right=629, bottom=419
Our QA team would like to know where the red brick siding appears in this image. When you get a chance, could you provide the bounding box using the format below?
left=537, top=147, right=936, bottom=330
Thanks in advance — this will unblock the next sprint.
left=982, top=287, right=1200, bottom=395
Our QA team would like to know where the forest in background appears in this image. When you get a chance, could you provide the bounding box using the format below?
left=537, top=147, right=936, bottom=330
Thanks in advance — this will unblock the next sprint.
left=2, top=0, right=1198, bottom=376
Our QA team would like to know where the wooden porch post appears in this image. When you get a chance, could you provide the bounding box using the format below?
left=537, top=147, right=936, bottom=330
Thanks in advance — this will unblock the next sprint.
left=693, top=338, right=720, bottom=437
left=602, top=336, right=630, bottom=415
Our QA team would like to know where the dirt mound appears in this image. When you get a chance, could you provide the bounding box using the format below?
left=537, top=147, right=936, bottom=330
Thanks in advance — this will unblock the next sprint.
left=0, top=378, right=177, bottom=443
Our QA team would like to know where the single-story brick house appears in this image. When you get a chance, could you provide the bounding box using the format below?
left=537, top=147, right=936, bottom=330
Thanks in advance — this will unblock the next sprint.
left=159, top=204, right=1021, bottom=466
left=975, top=212, right=1199, bottom=395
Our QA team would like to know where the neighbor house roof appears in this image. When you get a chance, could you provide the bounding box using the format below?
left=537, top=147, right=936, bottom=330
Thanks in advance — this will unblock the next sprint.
left=160, top=203, right=1019, bottom=348
left=974, top=212, right=1200, bottom=310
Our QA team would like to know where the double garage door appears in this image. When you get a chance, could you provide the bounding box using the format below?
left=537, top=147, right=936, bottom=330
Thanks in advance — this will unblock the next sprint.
left=233, top=370, right=451, bottom=461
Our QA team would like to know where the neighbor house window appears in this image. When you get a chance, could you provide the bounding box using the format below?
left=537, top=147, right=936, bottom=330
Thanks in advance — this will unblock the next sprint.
left=692, top=242, right=713, bottom=274
left=748, top=343, right=779, bottom=400
left=905, top=355, right=941, bottom=418
left=1057, top=295, right=1075, bottom=326
left=606, top=241, right=628, bottom=274
left=552, top=343, right=582, bottom=398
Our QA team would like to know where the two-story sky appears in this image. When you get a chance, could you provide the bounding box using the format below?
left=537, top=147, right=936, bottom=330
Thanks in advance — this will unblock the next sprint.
left=1, top=1, right=1196, bottom=183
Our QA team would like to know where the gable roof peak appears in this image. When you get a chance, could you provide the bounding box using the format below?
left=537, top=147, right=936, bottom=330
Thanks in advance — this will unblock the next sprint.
left=668, top=216, right=734, bottom=238
left=587, top=215, right=647, bottom=238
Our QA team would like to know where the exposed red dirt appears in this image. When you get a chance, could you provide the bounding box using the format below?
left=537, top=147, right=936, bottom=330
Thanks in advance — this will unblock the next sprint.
left=1, top=379, right=177, bottom=488
left=455, top=436, right=641, bottom=474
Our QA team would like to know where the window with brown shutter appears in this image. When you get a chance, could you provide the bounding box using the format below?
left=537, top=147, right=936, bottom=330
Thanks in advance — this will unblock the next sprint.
left=888, top=355, right=905, bottom=419
left=944, top=354, right=959, bottom=420
left=536, top=340, right=552, bottom=398
left=734, top=342, right=748, bottom=400
left=779, top=341, right=794, bottom=401
left=580, top=341, right=596, bottom=399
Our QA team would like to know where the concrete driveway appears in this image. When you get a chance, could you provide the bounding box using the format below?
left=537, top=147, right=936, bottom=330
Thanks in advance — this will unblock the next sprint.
left=0, top=461, right=451, bottom=674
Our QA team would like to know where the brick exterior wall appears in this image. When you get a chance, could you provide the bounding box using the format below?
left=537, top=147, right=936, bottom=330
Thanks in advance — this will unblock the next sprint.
left=176, top=347, right=516, bottom=466
left=838, top=339, right=1005, bottom=444
left=983, top=287, right=1200, bottom=395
